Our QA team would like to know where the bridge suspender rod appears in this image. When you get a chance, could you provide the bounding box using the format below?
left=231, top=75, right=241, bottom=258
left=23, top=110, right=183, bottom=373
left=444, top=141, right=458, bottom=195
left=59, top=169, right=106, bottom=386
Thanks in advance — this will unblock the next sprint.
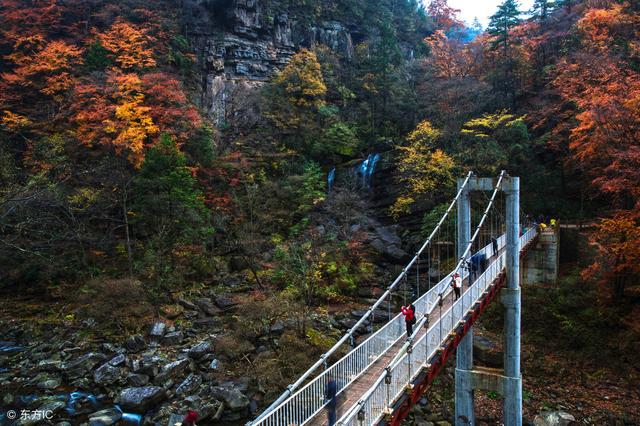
left=248, top=172, right=474, bottom=425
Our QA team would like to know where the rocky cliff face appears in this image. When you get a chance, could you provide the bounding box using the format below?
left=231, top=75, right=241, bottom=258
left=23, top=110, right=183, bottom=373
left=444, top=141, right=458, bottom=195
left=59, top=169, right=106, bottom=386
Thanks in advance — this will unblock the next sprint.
left=183, top=0, right=355, bottom=125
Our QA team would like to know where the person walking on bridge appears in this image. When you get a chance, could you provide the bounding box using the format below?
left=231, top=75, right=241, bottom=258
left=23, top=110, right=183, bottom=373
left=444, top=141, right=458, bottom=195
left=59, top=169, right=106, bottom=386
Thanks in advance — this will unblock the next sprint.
left=401, top=304, right=416, bottom=337
left=324, top=375, right=338, bottom=426
left=451, top=272, right=462, bottom=300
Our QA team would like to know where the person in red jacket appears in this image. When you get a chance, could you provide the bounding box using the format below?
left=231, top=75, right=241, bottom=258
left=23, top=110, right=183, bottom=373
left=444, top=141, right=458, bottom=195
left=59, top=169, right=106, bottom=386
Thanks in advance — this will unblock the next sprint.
left=401, top=304, right=416, bottom=337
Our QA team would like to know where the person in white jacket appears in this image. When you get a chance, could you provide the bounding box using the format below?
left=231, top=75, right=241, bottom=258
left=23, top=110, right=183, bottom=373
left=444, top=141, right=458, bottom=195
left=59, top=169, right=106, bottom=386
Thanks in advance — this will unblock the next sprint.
left=451, top=272, right=462, bottom=300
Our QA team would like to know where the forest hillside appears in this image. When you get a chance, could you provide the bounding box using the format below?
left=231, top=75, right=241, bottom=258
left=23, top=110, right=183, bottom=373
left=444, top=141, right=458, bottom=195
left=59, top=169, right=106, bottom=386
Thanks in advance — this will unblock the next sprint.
left=0, top=0, right=638, bottom=425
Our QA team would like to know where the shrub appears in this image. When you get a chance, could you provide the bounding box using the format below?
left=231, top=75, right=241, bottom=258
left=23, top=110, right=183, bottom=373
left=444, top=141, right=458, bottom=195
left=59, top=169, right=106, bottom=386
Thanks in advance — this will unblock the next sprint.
left=76, top=278, right=153, bottom=333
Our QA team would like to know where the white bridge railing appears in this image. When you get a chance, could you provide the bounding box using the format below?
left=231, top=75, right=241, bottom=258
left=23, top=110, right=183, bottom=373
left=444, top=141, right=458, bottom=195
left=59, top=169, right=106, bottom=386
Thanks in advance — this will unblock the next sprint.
left=337, top=227, right=537, bottom=426
left=254, top=230, right=522, bottom=426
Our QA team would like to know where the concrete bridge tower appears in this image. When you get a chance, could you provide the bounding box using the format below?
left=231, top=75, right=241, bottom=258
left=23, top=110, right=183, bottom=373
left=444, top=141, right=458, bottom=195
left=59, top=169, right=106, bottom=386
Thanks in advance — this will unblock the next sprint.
left=455, top=175, right=522, bottom=426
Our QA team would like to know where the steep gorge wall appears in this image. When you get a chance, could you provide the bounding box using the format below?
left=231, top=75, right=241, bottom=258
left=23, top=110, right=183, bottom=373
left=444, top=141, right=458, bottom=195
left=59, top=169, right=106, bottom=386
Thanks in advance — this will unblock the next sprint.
left=183, top=0, right=356, bottom=125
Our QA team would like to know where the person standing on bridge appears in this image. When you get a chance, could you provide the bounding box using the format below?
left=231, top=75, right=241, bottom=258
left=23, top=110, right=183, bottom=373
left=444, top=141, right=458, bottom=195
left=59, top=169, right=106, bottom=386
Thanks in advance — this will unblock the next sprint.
left=451, top=272, right=462, bottom=300
left=401, top=304, right=416, bottom=337
left=324, top=375, right=338, bottom=426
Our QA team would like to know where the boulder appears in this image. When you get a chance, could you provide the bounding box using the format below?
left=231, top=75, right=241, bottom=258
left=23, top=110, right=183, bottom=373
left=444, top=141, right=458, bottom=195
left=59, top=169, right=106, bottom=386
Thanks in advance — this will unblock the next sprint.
left=269, top=322, right=285, bottom=335
left=375, top=225, right=402, bottom=246
left=350, top=310, right=368, bottom=319
left=167, top=414, right=184, bottom=426
left=371, top=308, right=389, bottom=323
left=188, top=341, right=212, bottom=359
left=108, top=354, right=127, bottom=367
left=88, top=408, right=122, bottom=426
left=162, top=331, right=184, bottom=346
left=178, top=298, right=197, bottom=310
left=135, top=355, right=163, bottom=377
left=37, top=377, right=61, bottom=390
left=36, top=359, right=62, bottom=372
left=126, top=373, right=150, bottom=387
left=192, top=318, right=221, bottom=328
left=215, top=296, right=238, bottom=311
left=149, top=322, right=166, bottom=340
left=370, top=238, right=408, bottom=262
left=211, top=383, right=250, bottom=412
left=156, top=359, right=190, bottom=383
left=94, top=363, right=120, bottom=385
left=533, top=411, right=576, bottom=426
left=118, top=386, right=166, bottom=414
left=176, top=373, right=203, bottom=394
left=124, top=335, right=146, bottom=353
left=339, top=318, right=358, bottom=330
left=194, top=298, right=222, bottom=316
left=62, top=352, right=106, bottom=379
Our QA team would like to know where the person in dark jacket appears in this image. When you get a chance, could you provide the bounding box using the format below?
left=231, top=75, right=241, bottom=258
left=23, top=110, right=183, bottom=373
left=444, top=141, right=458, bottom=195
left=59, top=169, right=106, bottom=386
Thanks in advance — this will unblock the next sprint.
left=325, top=375, right=338, bottom=426
left=401, top=304, right=416, bottom=337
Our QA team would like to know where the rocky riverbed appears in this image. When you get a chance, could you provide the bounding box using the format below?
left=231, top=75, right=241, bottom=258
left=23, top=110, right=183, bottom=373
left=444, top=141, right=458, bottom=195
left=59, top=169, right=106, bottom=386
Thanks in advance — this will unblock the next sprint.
left=0, top=315, right=252, bottom=426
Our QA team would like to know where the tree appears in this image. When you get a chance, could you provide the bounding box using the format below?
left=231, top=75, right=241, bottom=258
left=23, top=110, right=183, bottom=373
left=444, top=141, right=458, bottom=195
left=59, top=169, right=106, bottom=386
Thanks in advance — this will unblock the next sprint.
left=391, top=120, right=456, bottom=218
left=487, top=0, right=522, bottom=53
left=264, top=49, right=327, bottom=157
left=96, top=21, right=156, bottom=70
left=273, top=49, right=326, bottom=109
left=583, top=213, right=640, bottom=301
left=427, top=0, right=463, bottom=32
left=74, top=72, right=158, bottom=168
left=132, top=134, right=210, bottom=284
left=2, top=39, right=83, bottom=105
left=74, top=71, right=200, bottom=168
left=531, top=0, right=555, bottom=20
left=456, top=111, right=530, bottom=176
left=548, top=3, right=640, bottom=302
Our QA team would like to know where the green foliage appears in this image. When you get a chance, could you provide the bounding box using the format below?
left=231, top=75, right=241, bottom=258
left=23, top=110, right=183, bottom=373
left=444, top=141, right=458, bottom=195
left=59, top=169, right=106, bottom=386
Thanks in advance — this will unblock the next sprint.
left=421, top=203, right=455, bottom=240
left=168, top=35, right=194, bottom=72
left=456, top=110, right=530, bottom=176
left=84, top=42, right=113, bottom=71
left=133, top=134, right=209, bottom=235
left=487, top=0, right=522, bottom=51
left=184, top=124, right=216, bottom=167
left=315, top=121, right=361, bottom=159
left=132, top=134, right=211, bottom=283
left=294, top=161, right=326, bottom=215
left=531, top=0, right=556, bottom=19
left=306, top=327, right=337, bottom=350
left=263, top=49, right=327, bottom=158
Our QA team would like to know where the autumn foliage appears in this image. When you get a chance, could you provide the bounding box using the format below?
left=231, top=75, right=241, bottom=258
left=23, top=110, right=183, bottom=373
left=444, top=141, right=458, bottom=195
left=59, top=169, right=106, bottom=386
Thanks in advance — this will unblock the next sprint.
left=0, top=0, right=212, bottom=286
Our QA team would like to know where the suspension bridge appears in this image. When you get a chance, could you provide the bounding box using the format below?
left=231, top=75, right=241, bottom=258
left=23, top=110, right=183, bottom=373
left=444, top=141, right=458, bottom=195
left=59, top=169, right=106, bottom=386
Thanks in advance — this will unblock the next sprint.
left=248, top=171, right=539, bottom=426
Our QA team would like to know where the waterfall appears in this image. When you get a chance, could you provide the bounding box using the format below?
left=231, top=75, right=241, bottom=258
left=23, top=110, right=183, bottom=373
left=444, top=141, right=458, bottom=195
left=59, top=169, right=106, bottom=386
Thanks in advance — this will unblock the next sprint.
left=327, top=167, right=336, bottom=191
left=356, top=153, right=380, bottom=188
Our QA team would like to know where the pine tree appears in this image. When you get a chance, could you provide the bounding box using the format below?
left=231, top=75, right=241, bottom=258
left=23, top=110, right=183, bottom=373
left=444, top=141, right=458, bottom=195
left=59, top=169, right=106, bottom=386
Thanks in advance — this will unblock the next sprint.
left=487, top=0, right=522, bottom=53
left=132, top=134, right=210, bottom=283
left=531, top=0, right=555, bottom=20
